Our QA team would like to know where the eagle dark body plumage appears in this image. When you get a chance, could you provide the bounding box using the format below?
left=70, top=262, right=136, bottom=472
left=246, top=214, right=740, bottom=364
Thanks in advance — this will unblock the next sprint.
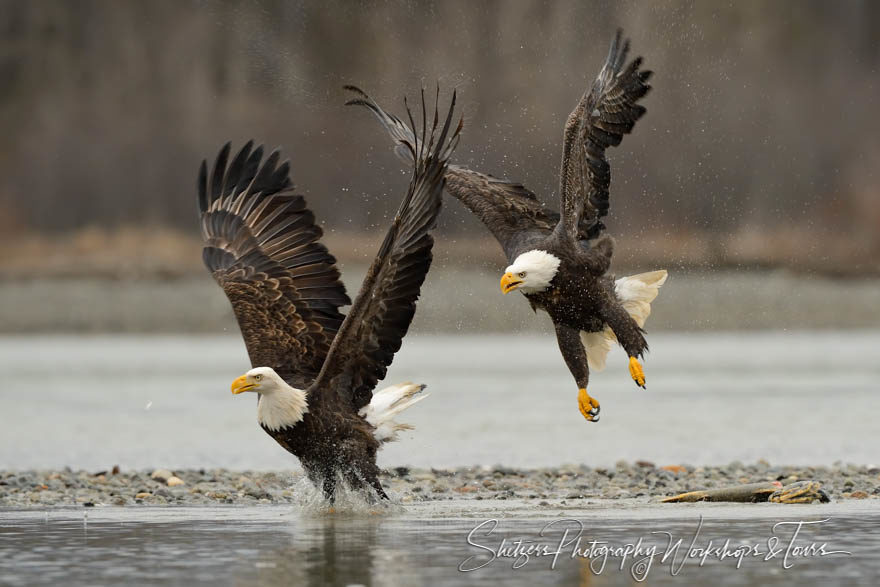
left=350, top=31, right=661, bottom=415
left=199, top=91, right=461, bottom=498
left=261, top=399, right=382, bottom=498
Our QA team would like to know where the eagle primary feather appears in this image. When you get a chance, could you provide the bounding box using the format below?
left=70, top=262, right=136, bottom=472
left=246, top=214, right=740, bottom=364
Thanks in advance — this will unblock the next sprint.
left=200, top=142, right=349, bottom=387
left=201, top=90, right=461, bottom=500
left=559, top=28, right=652, bottom=242
left=351, top=31, right=664, bottom=424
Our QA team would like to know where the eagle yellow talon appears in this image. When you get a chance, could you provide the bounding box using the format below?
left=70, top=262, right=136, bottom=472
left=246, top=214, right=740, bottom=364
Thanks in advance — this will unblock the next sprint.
left=577, top=388, right=601, bottom=422
left=628, top=357, right=646, bottom=389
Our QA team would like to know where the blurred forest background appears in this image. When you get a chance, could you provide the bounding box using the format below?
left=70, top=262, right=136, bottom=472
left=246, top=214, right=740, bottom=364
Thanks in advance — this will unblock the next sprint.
left=1, top=0, right=878, bottom=332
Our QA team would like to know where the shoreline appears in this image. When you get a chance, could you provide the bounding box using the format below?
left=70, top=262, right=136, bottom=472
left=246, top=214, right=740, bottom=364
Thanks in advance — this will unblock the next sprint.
left=2, top=462, right=876, bottom=508
left=3, top=270, right=880, bottom=333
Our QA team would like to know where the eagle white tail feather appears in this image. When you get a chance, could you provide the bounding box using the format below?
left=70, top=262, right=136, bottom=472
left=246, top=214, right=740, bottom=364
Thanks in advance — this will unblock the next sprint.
left=359, top=382, right=429, bottom=443
left=581, top=330, right=617, bottom=372
left=581, top=270, right=668, bottom=371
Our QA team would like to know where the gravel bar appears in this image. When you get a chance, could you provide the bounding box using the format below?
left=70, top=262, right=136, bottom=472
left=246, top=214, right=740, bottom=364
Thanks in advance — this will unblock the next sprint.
left=1, top=462, right=877, bottom=508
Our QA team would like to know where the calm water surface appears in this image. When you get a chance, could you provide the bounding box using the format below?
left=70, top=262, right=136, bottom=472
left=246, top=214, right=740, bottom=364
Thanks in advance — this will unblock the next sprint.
left=1, top=502, right=878, bottom=586
left=1, top=332, right=878, bottom=469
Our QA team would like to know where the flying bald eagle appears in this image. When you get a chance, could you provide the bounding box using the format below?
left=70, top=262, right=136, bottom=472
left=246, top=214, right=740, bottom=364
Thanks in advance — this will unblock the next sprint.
left=199, top=90, right=461, bottom=500
left=347, top=30, right=665, bottom=423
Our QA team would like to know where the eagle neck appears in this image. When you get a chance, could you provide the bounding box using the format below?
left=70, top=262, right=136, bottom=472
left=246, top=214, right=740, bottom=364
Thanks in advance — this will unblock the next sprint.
left=257, top=385, right=309, bottom=432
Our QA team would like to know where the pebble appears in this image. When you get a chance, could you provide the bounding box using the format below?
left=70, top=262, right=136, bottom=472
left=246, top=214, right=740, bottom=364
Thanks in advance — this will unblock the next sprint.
left=662, top=465, right=687, bottom=474
left=242, top=483, right=270, bottom=500
left=150, top=469, right=173, bottom=483
left=1, top=463, right=877, bottom=507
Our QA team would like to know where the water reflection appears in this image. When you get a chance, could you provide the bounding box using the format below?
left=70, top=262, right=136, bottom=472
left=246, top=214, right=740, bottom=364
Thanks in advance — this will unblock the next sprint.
left=2, top=506, right=875, bottom=586
left=248, top=517, right=383, bottom=587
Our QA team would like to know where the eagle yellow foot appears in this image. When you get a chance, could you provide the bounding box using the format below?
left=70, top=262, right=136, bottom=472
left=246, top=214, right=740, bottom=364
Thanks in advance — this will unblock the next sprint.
left=577, top=388, right=600, bottom=422
left=629, top=357, right=646, bottom=389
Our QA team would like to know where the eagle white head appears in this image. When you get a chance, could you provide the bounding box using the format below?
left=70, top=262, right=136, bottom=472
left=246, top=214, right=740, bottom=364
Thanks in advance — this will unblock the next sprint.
left=231, top=366, right=308, bottom=431
left=500, top=250, right=561, bottom=294
left=230, top=366, right=286, bottom=395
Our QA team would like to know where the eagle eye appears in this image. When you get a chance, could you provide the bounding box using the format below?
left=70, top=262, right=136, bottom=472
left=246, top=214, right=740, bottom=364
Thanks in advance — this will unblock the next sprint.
left=518, top=272, right=526, bottom=278
left=254, top=374, right=263, bottom=381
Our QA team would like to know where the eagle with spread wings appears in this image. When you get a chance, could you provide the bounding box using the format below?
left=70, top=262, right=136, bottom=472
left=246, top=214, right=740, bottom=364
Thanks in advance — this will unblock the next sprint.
left=199, top=90, right=461, bottom=500
left=348, top=30, right=666, bottom=423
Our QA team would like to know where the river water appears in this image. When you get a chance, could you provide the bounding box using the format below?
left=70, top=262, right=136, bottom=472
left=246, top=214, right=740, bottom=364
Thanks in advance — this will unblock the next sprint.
left=2, top=332, right=879, bottom=585
left=1, top=501, right=878, bottom=585
left=1, top=332, right=878, bottom=470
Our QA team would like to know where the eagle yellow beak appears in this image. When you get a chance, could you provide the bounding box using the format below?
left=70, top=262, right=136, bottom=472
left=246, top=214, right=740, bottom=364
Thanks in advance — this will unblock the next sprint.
left=231, top=375, right=256, bottom=395
left=500, top=272, right=522, bottom=294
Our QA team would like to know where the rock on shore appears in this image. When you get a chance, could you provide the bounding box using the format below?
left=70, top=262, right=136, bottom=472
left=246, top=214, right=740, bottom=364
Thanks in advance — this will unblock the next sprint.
left=1, top=462, right=877, bottom=508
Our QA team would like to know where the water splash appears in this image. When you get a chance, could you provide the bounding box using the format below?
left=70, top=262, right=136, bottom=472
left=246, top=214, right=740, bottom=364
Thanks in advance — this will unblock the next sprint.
left=288, top=476, right=402, bottom=517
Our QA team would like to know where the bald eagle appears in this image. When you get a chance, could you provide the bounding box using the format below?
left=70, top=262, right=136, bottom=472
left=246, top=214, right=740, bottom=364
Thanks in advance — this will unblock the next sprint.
left=347, top=30, right=665, bottom=423
left=199, top=90, right=461, bottom=500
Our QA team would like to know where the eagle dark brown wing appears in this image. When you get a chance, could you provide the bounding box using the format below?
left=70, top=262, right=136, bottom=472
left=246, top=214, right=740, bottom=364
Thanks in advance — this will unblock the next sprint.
left=199, top=142, right=350, bottom=386
left=312, top=89, right=461, bottom=410
left=558, top=29, right=652, bottom=242
left=346, top=86, right=553, bottom=260
left=442, top=165, right=557, bottom=259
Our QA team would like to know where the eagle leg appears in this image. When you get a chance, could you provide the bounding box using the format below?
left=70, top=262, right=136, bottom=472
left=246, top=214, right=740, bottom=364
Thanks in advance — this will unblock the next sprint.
left=600, top=303, right=649, bottom=390
left=340, top=461, right=389, bottom=503
left=364, top=465, right=390, bottom=501
left=322, top=473, right=337, bottom=503
left=577, top=388, right=601, bottom=422
left=369, top=478, right=389, bottom=501
left=628, top=356, right=646, bottom=389
left=555, top=323, right=600, bottom=423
